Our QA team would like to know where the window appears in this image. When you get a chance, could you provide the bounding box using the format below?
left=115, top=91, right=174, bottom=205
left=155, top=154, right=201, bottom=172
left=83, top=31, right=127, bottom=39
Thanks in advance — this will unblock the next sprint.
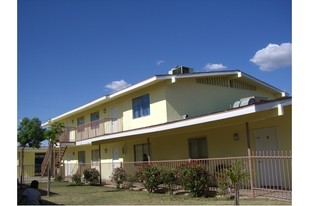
left=91, top=149, right=100, bottom=166
left=34, top=153, right=45, bottom=176
left=78, top=151, right=85, bottom=165
left=132, top=94, right=150, bottom=119
left=90, top=111, right=100, bottom=128
left=77, top=116, right=84, bottom=125
left=77, top=116, right=85, bottom=131
left=188, top=137, right=208, bottom=159
left=134, top=143, right=150, bottom=162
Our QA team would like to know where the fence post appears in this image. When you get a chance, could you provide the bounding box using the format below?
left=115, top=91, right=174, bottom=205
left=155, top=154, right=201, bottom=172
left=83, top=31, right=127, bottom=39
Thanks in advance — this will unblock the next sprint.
left=245, top=122, right=254, bottom=197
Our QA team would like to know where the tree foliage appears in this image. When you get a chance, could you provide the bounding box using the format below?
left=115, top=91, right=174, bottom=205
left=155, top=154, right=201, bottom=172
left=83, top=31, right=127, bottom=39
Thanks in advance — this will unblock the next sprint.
left=44, top=121, right=65, bottom=196
left=224, top=161, right=250, bottom=205
left=44, top=121, right=65, bottom=145
left=17, top=117, right=46, bottom=185
left=17, top=117, right=45, bottom=148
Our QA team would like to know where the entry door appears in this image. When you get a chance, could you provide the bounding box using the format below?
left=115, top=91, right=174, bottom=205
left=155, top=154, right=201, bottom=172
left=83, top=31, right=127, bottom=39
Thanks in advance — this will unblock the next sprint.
left=112, top=148, right=120, bottom=172
left=111, top=107, right=118, bottom=133
left=65, top=152, right=71, bottom=177
left=254, top=127, right=282, bottom=188
left=35, top=153, right=45, bottom=176
left=66, top=121, right=76, bottom=142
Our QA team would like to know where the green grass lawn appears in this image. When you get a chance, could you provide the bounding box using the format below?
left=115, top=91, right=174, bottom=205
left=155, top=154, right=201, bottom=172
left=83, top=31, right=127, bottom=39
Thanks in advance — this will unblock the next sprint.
left=18, top=181, right=291, bottom=205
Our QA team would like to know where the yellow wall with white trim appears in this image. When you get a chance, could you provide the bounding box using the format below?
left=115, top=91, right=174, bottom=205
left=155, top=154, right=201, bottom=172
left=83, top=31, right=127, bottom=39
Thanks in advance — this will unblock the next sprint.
left=165, top=78, right=281, bottom=121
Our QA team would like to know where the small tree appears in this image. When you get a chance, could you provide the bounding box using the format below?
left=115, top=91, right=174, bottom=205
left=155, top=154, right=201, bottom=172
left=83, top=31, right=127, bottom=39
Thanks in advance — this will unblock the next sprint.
left=44, top=121, right=65, bottom=196
left=17, top=117, right=45, bottom=186
left=224, top=161, right=250, bottom=205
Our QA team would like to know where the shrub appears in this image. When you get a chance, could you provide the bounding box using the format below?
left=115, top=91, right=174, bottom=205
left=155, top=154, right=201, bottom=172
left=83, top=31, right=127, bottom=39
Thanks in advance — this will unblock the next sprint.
left=83, top=168, right=100, bottom=185
left=216, top=171, right=231, bottom=197
left=72, top=173, right=82, bottom=185
left=110, top=167, right=127, bottom=189
left=54, top=174, right=63, bottom=182
left=135, top=164, right=162, bottom=193
left=123, top=175, right=135, bottom=189
left=160, top=169, right=177, bottom=194
left=176, top=162, right=210, bottom=197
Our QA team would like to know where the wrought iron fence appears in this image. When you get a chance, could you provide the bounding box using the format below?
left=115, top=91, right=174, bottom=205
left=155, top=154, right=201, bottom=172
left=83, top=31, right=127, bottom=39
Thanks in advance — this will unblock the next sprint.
left=17, top=150, right=291, bottom=200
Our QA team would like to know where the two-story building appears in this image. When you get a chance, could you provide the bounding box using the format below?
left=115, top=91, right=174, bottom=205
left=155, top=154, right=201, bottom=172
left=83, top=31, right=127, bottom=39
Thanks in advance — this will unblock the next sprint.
left=40, top=66, right=291, bottom=193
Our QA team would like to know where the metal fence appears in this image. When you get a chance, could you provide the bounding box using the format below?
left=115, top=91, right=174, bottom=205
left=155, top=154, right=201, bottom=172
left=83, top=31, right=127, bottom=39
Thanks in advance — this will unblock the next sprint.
left=17, top=150, right=291, bottom=200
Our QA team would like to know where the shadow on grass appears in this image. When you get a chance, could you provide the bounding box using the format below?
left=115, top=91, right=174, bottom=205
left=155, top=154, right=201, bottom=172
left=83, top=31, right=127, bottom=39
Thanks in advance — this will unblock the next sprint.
left=18, top=184, right=60, bottom=205
left=104, top=189, right=123, bottom=193
left=65, top=183, right=103, bottom=187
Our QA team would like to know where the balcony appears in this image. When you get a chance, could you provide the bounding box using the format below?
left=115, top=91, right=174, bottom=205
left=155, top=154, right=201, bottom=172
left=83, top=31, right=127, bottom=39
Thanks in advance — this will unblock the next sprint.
left=58, top=118, right=123, bottom=143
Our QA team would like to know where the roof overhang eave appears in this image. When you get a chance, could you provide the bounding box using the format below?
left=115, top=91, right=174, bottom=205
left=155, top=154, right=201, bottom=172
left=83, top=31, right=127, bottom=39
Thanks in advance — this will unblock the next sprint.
left=76, top=97, right=291, bottom=146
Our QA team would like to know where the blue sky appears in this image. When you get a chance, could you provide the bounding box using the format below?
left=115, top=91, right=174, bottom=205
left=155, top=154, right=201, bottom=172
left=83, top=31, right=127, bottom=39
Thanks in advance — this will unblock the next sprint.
left=17, top=0, right=292, bottom=124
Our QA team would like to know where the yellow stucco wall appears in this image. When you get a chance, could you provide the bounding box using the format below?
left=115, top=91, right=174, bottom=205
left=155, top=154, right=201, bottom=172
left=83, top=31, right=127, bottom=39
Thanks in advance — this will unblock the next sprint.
left=17, top=148, right=47, bottom=178
left=165, top=78, right=280, bottom=121
left=58, top=82, right=168, bottom=132
left=56, top=76, right=285, bottom=142
left=122, top=83, right=168, bottom=130
left=63, top=104, right=291, bottom=162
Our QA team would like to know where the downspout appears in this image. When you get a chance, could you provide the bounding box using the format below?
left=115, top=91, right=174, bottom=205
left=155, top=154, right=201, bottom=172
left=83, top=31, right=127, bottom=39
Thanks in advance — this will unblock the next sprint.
left=147, top=137, right=151, bottom=164
left=99, top=144, right=102, bottom=185
left=245, top=122, right=254, bottom=197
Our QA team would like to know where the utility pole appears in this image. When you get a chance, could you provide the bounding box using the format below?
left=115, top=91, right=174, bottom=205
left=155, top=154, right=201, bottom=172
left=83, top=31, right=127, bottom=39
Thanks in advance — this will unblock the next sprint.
left=47, top=142, right=52, bottom=196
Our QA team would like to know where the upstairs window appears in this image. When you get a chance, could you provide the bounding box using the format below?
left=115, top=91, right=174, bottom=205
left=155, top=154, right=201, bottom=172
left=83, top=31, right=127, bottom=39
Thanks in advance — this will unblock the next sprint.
left=90, top=111, right=100, bottom=128
left=132, top=94, right=150, bottom=119
left=77, top=116, right=85, bottom=126
left=77, top=116, right=85, bottom=132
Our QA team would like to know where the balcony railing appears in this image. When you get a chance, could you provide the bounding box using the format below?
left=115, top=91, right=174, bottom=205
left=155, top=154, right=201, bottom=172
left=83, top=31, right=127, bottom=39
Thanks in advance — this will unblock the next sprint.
left=58, top=118, right=123, bottom=142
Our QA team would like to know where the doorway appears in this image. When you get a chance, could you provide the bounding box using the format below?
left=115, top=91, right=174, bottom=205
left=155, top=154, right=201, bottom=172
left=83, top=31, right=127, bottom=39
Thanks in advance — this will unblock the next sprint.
left=112, top=148, right=120, bottom=173
left=111, top=107, right=118, bottom=133
left=254, top=127, right=282, bottom=188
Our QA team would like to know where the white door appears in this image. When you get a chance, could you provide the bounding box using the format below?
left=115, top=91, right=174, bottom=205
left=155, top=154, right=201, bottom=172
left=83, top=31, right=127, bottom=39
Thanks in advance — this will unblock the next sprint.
left=66, top=121, right=76, bottom=142
left=111, top=107, right=118, bottom=133
left=254, top=127, right=282, bottom=188
left=112, top=148, right=120, bottom=172
left=65, top=152, right=71, bottom=177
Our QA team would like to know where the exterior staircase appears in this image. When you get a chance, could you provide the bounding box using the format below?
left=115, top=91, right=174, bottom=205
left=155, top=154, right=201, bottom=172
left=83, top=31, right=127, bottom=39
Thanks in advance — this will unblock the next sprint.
left=41, top=145, right=67, bottom=177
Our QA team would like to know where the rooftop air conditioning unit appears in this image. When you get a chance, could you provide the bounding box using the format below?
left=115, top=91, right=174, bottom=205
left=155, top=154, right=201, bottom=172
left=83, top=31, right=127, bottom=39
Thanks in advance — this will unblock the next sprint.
left=232, top=96, right=267, bottom=108
left=168, top=66, right=194, bottom=75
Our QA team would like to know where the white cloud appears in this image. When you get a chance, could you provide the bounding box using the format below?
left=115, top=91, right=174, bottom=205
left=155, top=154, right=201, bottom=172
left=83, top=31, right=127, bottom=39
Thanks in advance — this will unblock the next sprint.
left=156, top=60, right=165, bottom=65
left=204, top=63, right=227, bottom=70
left=250, top=43, right=292, bottom=71
left=105, top=80, right=131, bottom=92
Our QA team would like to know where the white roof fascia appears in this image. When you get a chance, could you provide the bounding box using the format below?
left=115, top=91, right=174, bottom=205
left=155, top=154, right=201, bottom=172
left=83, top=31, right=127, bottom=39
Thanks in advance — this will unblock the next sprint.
left=43, top=70, right=286, bottom=126
left=255, top=98, right=291, bottom=112
left=167, top=70, right=240, bottom=79
left=42, top=96, right=109, bottom=126
left=240, top=73, right=288, bottom=97
left=76, top=98, right=291, bottom=146
left=42, top=76, right=162, bottom=126
left=109, top=76, right=159, bottom=98
left=17, top=147, right=49, bottom=151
